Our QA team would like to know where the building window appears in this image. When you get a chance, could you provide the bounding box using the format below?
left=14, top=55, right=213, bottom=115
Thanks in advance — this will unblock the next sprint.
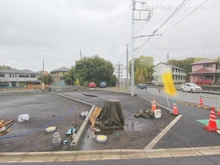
left=0, top=74, right=5, bottom=77
left=19, top=75, right=29, bottom=78
left=203, top=64, right=213, bottom=68
left=30, top=75, right=36, bottom=78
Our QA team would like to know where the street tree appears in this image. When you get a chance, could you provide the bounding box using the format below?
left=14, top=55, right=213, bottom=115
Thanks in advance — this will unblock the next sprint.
left=129, top=56, right=154, bottom=84
left=74, top=55, right=114, bottom=86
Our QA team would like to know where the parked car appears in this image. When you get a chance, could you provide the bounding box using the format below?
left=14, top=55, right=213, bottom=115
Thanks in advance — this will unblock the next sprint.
left=137, top=83, right=147, bottom=89
left=181, top=83, right=202, bottom=93
left=194, top=79, right=211, bottom=85
left=100, top=81, right=106, bottom=88
left=88, top=82, right=96, bottom=88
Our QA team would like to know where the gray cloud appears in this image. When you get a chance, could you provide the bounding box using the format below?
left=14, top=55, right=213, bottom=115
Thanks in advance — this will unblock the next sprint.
left=0, top=0, right=219, bottom=73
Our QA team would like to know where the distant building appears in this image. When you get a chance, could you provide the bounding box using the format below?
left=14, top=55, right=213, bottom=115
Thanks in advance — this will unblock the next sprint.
left=152, top=62, right=186, bottom=85
left=0, top=69, right=39, bottom=87
left=36, top=70, right=49, bottom=79
left=50, top=67, right=69, bottom=84
left=188, top=60, right=220, bottom=84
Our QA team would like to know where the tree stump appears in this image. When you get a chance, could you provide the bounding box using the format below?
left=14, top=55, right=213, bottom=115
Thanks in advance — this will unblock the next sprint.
left=97, top=99, right=125, bottom=130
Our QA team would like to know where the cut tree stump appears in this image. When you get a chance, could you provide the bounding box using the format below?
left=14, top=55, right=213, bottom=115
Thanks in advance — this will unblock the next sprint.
left=96, top=99, right=125, bottom=130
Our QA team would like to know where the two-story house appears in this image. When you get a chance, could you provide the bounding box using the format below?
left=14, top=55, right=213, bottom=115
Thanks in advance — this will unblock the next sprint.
left=50, top=67, right=69, bottom=84
left=0, top=69, right=39, bottom=87
left=152, top=62, right=186, bottom=85
left=188, top=60, right=220, bottom=84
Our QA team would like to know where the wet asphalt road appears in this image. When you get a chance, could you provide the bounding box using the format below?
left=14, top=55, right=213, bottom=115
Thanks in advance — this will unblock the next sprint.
left=136, top=89, right=220, bottom=149
left=1, top=155, right=220, bottom=165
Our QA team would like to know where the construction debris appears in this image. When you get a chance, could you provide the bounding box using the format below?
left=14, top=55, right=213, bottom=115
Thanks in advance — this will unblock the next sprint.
left=133, top=109, right=154, bottom=119
left=18, top=114, right=29, bottom=122
left=0, top=119, right=14, bottom=136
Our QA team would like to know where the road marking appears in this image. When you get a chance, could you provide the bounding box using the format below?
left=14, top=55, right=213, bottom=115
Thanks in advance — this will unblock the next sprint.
left=144, top=115, right=182, bottom=150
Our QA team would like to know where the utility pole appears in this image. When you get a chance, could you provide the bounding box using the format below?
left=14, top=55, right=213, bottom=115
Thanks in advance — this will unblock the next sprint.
left=118, top=63, right=120, bottom=88
left=79, top=46, right=82, bottom=59
left=131, top=0, right=135, bottom=96
left=131, top=0, right=153, bottom=96
left=42, top=60, right=44, bottom=84
left=126, top=44, right=129, bottom=90
left=167, top=53, right=169, bottom=64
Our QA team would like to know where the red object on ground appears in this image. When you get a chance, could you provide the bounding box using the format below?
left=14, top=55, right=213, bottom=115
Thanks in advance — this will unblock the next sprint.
left=172, top=102, right=180, bottom=116
left=204, top=107, right=219, bottom=132
left=199, top=97, right=204, bottom=105
left=151, top=98, right=157, bottom=111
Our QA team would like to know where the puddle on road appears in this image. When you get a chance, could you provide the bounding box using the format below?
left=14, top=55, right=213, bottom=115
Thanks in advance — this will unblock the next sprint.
left=123, top=120, right=145, bottom=131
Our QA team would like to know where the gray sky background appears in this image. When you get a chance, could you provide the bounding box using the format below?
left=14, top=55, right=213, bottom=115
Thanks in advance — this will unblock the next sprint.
left=0, top=0, right=219, bottom=73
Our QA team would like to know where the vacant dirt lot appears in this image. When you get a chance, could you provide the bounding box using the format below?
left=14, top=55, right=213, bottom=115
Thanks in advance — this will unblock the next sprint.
left=0, top=93, right=90, bottom=152
left=61, top=89, right=175, bottom=150
left=0, top=90, right=175, bottom=151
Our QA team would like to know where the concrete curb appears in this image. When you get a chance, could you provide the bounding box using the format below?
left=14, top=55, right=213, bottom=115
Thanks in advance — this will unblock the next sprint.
left=0, top=146, right=219, bottom=162
left=51, top=92, right=95, bottom=150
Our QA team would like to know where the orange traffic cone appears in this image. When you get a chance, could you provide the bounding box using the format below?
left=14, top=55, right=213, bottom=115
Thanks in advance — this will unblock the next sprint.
left=151, top=98, right=157, bottom=111
left=217, top=106, right=220, bottom=116
left=172, top=99, right=180, bottom=116
left=204, top=107, right=219, bottom=132
left=199, top=97, right=203, bottom=105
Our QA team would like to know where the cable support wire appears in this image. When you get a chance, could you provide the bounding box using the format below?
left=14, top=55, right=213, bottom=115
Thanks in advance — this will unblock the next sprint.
left=134, top=0, right=191, bottom=56
left=144, top=0, right=209, bottom=52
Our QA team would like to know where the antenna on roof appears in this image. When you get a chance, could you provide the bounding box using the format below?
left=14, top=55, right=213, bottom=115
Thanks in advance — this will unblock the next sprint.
left=79, top=45, right=82, bottom=59
left=167, top=53, right=169, bottom=64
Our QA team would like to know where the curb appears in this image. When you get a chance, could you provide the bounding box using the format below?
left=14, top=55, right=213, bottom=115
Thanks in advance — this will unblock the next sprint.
left=51, top=92, right=95, bottom=150
left=0, top=146, right=219, bottom=162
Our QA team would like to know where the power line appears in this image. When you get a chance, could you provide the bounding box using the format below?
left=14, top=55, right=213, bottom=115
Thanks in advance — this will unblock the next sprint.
left=135, top=0, right=191, bottom=56
left=163, top=0, right=209, bottom=34
left=136, top=0, right=165, bottom=36
left=145, top=0, right=209, bottom=51
left=153, top=0, right=190, bottom=34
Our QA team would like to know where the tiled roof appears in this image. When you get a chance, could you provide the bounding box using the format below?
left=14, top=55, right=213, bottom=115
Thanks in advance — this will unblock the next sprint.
left=188, top=68, right=216, bottom=74
left=191, top=60, right=217, bottom=65
left=51, top=67, right=69, bottom=73
left=0, top=69, right=37, bottom=74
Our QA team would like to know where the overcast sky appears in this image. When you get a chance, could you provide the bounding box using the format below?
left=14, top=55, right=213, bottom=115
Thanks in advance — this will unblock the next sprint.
left=0, top=0, right=219, bottom=73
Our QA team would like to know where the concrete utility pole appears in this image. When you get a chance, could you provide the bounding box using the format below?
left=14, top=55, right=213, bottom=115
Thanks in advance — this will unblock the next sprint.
left=79, top=46, right=82, bottom=59
left=167, top=53, right=169, bottom=64
left=42, top=60, right=44, bottom=84
left=131, top=0, right=135, bottom=96
left=126, top=44, right=129, bottom=90
left=131, top=0, right=153, bottom=96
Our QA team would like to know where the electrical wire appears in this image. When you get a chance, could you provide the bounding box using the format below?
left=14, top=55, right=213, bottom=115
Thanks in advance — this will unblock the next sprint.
left=135, top=0, right=191, bottom=56
left=136, top=0, right=165, bottom=36
left=144, top=0, right=209, bottom=52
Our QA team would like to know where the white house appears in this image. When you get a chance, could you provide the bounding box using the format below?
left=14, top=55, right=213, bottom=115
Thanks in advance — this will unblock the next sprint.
left=0, top=69, right=39, bottom=87
left=152, top=62, right=186, bottom=85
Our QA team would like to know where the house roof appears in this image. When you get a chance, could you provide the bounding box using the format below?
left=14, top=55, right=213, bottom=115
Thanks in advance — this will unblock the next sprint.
left=0, top=69, right=37, bottom=74
left=153, top=62, right=185, bottom=70
left=51, top=67, right=69, bottom=73
left=191, top=59, right=218, bottom=65
left=188, top=68, right=217, bottom=75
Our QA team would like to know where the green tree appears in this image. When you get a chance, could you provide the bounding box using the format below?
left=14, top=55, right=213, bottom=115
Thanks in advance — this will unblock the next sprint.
left=129, top=56, right=154, bottom=84
left=60, top=66, right=75, bottom=85
left=74, top=55, right=114, bottom=86
left=38, top=74, right=53, bottom=85
left=0, top=65, right=11, bottom=70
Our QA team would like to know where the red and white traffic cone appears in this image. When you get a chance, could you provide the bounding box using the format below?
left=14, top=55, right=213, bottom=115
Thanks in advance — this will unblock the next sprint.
left=204, top=107, right=219, bottom=132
